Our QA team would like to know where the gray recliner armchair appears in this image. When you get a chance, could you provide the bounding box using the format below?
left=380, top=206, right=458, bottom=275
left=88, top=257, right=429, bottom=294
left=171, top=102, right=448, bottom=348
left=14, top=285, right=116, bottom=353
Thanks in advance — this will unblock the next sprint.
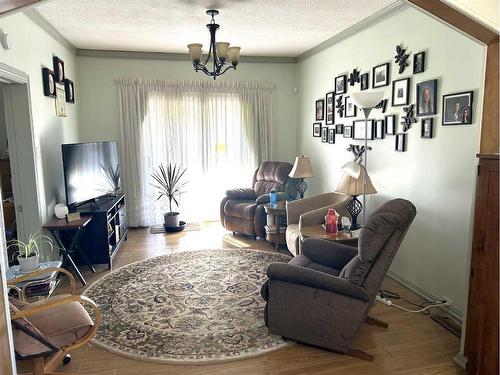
left=261, top=198, right=416, bottom=361
left=220, top=161, right=297, bottom=238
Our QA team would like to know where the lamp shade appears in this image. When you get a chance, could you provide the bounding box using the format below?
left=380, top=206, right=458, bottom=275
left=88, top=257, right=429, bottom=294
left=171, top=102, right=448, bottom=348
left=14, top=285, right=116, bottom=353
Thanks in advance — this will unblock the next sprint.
left=350, top=91, right=385, bottom=109
left=228, top=46, right=241, bottom=64
left=289, top=156, right=315, bottom=178
left=335, top=166, right=377, bottom=196
left=341, top=160, right=361, bottom=179
left=187, top=43, right=203, bottom=62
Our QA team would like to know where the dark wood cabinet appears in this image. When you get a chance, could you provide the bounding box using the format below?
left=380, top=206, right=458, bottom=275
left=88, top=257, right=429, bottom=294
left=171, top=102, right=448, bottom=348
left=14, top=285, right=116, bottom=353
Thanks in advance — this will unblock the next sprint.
left=464, top=154, right=499, bottom=375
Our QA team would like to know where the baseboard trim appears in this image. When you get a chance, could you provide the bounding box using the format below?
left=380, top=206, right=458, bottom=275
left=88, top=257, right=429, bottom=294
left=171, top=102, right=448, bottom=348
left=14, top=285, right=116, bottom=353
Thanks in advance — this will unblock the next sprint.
left=387, top=270, right=463, bottom=323
left=453, top=352, right=468, bottom=369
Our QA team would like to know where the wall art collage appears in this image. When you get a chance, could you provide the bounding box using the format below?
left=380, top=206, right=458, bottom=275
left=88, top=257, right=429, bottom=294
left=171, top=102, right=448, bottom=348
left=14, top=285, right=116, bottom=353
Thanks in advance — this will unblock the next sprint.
left=42, top=56, right=76, bottom=117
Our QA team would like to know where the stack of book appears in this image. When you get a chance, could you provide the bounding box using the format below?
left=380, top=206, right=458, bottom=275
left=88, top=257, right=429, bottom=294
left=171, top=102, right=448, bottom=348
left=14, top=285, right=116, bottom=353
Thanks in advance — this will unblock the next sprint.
left=7, top=260, right=62, bottom=299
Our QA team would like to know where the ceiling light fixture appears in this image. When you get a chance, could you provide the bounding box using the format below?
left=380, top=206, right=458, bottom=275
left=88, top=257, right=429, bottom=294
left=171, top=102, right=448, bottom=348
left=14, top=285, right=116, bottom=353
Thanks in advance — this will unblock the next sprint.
left=187, top=10, right=241, bottom=80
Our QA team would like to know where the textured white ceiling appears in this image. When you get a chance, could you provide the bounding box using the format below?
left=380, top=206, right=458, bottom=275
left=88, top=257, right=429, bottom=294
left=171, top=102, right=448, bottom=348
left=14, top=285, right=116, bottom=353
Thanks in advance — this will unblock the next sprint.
left=443, top=0, right=499, bottom=32
left=34, top=0, right=398, bottom=57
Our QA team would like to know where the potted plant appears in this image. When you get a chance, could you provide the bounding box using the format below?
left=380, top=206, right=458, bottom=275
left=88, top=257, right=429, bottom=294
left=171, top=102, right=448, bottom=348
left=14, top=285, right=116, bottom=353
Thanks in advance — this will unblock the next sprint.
left=151, top=163, right=187, bottom=228
left=8, top=232, right=55, bottom=272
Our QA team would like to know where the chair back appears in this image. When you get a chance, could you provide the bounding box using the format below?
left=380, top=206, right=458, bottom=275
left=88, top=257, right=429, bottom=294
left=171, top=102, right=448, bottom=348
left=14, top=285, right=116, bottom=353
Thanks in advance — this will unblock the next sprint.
left=252, top=161, right=295, bottom=197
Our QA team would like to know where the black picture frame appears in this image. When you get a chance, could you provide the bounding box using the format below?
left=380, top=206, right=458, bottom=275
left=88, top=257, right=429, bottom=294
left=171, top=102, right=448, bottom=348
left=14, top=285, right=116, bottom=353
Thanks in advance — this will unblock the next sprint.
left=395, top=133, right=406, bottom=152
left=343, top=126, right=352, bottom=138
left=328, top=128, right=335, bottom=144
left=335, top=124, right=344, bottom=134
left=416, top=79, right=437, bottom=116
left=385, top=114, right=396, bottom=135
left=321, top=127, right=328, bottom=142
left=353, top=120, right=374, bottom=140
left=360, top=73, right=369, bottom=90
left=344, top=96, right=357, bottom=118
left=325, top=91, right=335, bottom=125
left=421, top=118, right=434, bottom=138
left=53, top=56, right=65, bottom=83
left=315, top=99, right=325, bottom=121
left=372, top=63, right=390, bottom=88
left=64, top=79, right=75, bottom=103
left=413, top=51, right=425, bottom=74
left=375, top=120, right=385, bottom=139
left=442, top=91, right=473, bottom=125
left=391, top=77, right=410, bottom=107
left=313, top=122, right=322, bottom=137
left=42, top=67, right=56, bottom=98
left=335, top=74, right=347, bottom=95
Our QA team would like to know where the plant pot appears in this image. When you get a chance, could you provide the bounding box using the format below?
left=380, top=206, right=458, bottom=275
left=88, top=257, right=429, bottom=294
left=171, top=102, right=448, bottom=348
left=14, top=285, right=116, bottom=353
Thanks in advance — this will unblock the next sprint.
left=164, top=212, right=180, bottom=228
left=17, top=254, right=39, bottom=273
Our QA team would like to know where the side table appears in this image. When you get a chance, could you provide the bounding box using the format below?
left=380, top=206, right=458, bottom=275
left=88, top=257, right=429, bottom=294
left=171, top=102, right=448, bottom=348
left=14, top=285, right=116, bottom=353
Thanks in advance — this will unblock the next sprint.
left=6, top=260, right=62, bottom=300
left=263, top=201, right=287, bottom=250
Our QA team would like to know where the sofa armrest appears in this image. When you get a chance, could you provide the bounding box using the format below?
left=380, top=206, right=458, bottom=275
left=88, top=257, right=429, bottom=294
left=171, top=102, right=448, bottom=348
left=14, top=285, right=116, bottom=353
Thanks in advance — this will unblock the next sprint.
left=286, top=193, right=349, bottom=224
left=225, top=188, right=256, bottom=200
left=301, top=238, right=358, bottom=270
left=266, top=262, right=370, bottom=301
left=255, top=192, right=290, bottom=205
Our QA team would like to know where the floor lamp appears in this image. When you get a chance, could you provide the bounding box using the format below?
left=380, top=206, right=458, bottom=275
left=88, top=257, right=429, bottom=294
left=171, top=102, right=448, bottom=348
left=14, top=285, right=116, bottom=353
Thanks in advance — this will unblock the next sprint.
left=349, top=92, right=384, bottom=225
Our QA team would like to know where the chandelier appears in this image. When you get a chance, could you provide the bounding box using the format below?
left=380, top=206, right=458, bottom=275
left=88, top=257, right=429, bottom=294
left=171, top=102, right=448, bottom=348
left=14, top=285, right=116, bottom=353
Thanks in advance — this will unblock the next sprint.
left=187, top=10, right=241, bottom=80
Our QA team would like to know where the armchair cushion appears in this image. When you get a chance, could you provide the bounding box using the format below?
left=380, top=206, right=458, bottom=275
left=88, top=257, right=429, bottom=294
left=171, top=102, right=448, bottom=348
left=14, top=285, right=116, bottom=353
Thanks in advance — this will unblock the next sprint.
left=302, top=239, right=358, bottom=270
left=223, top=200, right=257, bottom=220
left=290, top=255, right=341, bottom=277
left=339, top=256, right=370, bottom=285
left=225, top=188, right=256, bottom=200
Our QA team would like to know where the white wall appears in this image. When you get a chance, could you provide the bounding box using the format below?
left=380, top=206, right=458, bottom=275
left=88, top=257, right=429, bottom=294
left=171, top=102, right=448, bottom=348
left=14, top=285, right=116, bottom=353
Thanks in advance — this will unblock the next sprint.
left=76, top=56, right=298, bottom=163
left=0, top=13, right=80, bottom=228
left=297, top=6, right=485, bottom=317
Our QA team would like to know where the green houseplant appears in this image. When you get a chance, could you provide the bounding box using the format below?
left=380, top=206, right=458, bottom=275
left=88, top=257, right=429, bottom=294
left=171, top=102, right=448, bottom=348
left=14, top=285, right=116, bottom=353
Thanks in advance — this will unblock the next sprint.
left=151, top=163, right=188, bottom=228
left=8, top=232, right=55, bottom=272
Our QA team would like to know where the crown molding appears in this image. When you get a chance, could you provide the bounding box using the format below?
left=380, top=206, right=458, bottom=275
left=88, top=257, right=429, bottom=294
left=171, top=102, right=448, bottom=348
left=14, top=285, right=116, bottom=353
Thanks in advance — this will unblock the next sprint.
left=297, top=0, right=410, bottom=62
left=23, top=8, right=76, bottom=54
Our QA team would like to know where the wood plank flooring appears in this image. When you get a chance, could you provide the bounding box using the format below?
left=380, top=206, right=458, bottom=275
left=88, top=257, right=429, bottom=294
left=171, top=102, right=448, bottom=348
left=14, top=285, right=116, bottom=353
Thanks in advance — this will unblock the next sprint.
left=17, top=223, right=464, bottom=374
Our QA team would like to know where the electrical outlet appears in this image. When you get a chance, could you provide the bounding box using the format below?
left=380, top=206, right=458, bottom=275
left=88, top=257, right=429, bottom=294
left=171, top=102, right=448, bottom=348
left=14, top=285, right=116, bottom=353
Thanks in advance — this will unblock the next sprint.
left=442, top=296, right=453, bottom=306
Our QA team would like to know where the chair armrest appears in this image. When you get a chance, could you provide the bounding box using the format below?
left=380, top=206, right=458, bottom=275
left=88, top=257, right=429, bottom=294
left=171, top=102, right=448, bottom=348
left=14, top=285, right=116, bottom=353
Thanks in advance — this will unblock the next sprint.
left=255, top=192, right=289, bottom=205
left=267, top=263, right=369, bottom=301
left=301, top=238, right=358, bottom=270
left=225, top=188, right=256, bottom=200
left=7, top=267, right=76, bottom=296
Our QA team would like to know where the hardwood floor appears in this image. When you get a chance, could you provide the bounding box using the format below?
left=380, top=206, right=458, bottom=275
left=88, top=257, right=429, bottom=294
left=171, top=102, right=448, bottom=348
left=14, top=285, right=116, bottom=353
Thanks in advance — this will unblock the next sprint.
left=17, top=223, right=464, bottom=374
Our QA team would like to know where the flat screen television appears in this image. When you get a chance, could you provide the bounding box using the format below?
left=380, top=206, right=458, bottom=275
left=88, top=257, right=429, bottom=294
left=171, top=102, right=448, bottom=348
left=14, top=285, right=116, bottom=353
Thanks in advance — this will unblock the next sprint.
left=62, top=141, right=120, bottom=208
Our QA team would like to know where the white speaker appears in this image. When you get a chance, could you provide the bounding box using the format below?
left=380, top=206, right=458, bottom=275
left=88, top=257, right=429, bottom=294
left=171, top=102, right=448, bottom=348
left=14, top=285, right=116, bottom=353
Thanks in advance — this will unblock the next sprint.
left=54, top=203, right=69, bottom=219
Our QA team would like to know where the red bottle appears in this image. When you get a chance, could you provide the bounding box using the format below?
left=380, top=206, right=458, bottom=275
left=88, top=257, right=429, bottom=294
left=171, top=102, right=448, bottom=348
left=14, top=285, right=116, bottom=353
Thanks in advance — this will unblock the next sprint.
left=325, top=209, right=338, bottom=234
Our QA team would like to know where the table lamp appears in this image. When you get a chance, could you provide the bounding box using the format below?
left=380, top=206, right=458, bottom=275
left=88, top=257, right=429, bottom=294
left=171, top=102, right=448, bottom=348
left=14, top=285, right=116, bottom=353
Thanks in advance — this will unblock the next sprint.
left=289, top=156, right=315, bottom=198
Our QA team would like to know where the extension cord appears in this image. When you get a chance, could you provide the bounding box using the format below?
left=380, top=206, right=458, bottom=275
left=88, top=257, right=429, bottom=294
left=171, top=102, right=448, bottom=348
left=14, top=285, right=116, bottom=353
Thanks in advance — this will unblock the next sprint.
left=376, top=295, right=393, bottom=305
left=376, top=293, right=450, bottom=313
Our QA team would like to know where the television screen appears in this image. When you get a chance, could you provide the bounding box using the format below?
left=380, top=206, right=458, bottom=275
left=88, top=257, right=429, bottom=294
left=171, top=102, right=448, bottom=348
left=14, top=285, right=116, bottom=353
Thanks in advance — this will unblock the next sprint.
left=62, top=141, right=120, bottom=207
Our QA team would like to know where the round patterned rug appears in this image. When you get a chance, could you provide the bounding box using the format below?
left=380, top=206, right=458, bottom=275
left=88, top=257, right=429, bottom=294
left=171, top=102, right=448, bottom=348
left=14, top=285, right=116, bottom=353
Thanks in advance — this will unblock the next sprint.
left=83, top=248, right=291, bottom=364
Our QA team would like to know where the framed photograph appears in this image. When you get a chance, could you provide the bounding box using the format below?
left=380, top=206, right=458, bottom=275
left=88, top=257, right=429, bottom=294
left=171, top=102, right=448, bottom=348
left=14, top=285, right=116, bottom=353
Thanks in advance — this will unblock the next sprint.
left=353, top=120, right=374, bottom=140
left=360, top=73, right=369, bottom=90
left=335, top=75, right=347, bottom=95
left=42, top=67, right=56, bottom=98
left=343, top=126, right=352, bottom=138
left=375, top=120, right=385, bottom=139
left=53, top=56, right=65, bottom=83
left=315, top=99, right=325, bottom=121
left=416, top=79, right=437, bottom=116
left=344, top=96, right=357, bottom=118
left=421, top=118, right=434, bottom=138
left=335, top=124, right=344, bottom=134
left=395, top=133, right=406, bottom=152
left=321, top=127, right=328, bottom=142
left=313, top=122, right=322, bottom=137
left=325, top=91, right=335, bottom=125
left=442, top=91, right=473, bottom=125
left=64, top=79, right=75, bottom=103
left=413, top=51, right=425, bottom=74
left=391, top=77, right=410, bottom=106
left=385, top=115, right=396, bottom=135
left=55, top=87, right=67, bottom=117
left=328, top=128, right=335, bottom=144
left=372, top=63, right=389, bottom=88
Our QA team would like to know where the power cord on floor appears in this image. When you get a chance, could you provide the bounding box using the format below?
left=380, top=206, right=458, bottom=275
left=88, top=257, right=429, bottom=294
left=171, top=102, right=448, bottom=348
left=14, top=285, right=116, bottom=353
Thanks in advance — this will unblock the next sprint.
left=377, top=289, right=450, bottom=314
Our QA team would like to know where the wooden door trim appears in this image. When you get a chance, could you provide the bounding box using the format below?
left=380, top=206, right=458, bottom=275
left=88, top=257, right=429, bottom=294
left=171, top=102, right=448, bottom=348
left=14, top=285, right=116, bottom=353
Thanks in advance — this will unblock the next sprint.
left=0, top=0, right=44, bottom=16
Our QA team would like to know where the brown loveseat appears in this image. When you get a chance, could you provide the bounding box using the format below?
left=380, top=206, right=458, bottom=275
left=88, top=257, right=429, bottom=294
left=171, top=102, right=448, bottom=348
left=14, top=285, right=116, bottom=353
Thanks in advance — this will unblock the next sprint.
left=220, top=161, right=297, bottom=238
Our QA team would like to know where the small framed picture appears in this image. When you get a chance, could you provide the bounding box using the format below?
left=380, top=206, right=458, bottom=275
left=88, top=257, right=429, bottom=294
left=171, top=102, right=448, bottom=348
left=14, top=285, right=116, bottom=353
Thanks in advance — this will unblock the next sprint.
left=385, top=115, right=396, bottom=135
left=344, top=96, right=357, bottom=118
left=328, top=128, right=335, bottom=144
left=315, top=99, right=325, bottom=121
left=335, top=124, right=344, bottom=134
left=372, top=63, right=390, bottom=88
left=325, top=91, right=335, bottom=125
left=421, top=118, right=434, bottom=138
left=375, top=120, right=385, bottom=139
left=55, top=87, right=67, bottom=117
left=395, top=133, right=406, bottom=152
left=313, top=122, right=322, bottom=137
left=360, top=73, right=369, bottom=90
left=353, top=120, right=374, bottom=140
left=442, top=91, right=473, bottom=125
left=321, top=127, right=328, bottom=142
left=53, top=56, right=65, bottom=83
left=416, top=79, right=437, bottom=116
left=42, top=67, right=56, bottom=97
left=335, top=74, right=347, bottom=95
left=413, top=51, right=425, bottom=74
left=392, top=77, right=410, bottom=106
left=64, top=79, right=75, bottom=103
left=343, top=126, right=352, bottom=138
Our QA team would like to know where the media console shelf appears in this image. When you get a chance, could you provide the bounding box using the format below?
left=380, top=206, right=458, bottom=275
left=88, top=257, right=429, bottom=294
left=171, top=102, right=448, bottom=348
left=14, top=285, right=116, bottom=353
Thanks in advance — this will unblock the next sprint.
left=74, top=193, right=127, bottom=270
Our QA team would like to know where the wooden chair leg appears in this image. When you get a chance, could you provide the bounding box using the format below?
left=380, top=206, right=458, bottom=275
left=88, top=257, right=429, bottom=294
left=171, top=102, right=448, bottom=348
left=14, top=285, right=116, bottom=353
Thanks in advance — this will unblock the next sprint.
left=364, top=315, right=389, bottom=329
left=32, top=357, right=45, bottom=375
left=346, top=348, right=374, bottom=362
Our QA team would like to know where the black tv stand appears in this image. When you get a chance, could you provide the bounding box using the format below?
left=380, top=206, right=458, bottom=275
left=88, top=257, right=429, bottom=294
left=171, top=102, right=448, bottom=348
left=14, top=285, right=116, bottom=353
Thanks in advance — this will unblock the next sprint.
left=73, top=193, right=127, bottom=270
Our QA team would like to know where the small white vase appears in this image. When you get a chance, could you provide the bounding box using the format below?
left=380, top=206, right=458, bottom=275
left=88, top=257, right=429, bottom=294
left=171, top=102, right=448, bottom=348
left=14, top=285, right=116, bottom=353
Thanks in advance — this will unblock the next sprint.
left=18, top=254, right=39, bottom=272
left=164, top=212, right=180, bottom=228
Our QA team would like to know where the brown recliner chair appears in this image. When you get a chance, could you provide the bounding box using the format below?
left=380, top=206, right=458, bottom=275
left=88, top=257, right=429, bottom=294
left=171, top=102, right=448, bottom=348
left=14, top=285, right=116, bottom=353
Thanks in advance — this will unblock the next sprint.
left=220, top=161, right=297, bottom=238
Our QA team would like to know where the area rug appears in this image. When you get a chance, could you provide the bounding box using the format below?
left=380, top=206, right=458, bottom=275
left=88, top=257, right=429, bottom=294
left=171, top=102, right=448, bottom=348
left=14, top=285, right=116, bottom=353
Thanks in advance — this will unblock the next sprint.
left=83, top=249, right=292, bottom=364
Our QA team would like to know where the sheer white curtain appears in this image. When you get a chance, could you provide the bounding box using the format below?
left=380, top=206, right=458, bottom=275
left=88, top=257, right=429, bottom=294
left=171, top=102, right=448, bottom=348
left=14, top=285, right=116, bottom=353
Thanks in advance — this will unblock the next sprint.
left=117, top=78, right=276, bottom=227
